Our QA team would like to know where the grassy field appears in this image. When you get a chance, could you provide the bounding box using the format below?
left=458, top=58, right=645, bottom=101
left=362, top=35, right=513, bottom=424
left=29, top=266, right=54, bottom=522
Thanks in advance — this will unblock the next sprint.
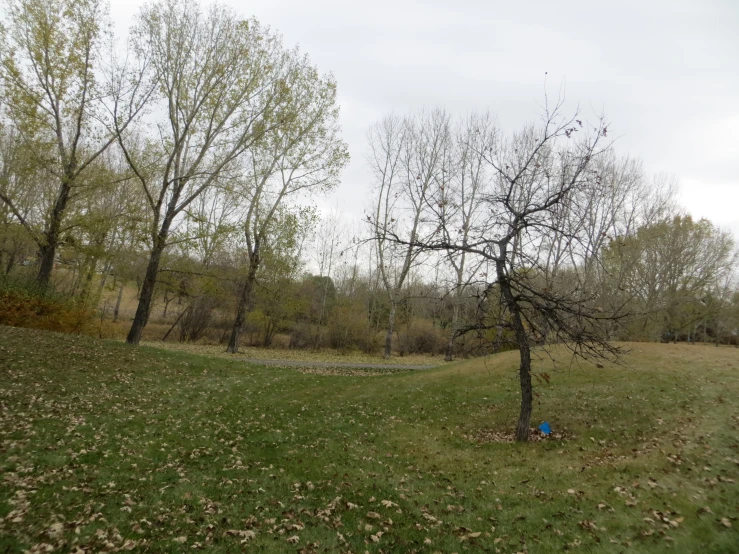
left=141, top=341, right=441, bottom=368
left=1, top=326, right=738, bottom=553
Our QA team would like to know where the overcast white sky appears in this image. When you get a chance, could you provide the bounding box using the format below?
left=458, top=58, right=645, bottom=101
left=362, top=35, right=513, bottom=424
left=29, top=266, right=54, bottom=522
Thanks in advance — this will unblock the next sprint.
left=110, top=0, right=739, bottom=236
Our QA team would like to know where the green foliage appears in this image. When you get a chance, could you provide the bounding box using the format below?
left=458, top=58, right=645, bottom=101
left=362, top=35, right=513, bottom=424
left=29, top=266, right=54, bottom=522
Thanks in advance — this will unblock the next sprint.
left=605, top=215, right=737, bottom=341
left=0, top=222, right=36, bottom=276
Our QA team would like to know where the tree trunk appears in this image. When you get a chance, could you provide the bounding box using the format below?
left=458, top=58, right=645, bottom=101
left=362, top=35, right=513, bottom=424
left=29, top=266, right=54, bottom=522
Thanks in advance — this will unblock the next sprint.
left=98, top=258, right=113, bottom=293
left=36, top=179, right=73, bottom=286
left=445, top=303, right=460, bottom=361
left=113, top=282, right=124, bottom=322
left=36, top=238, right=58, bottom=287
left=126, top=234, right=167, bottom=345
left=497, top=259, right=533, bottom=443
left=383, top=298, right=397, bottom=359
left=78, top=255, right=98, bottom=303
left=226, top=253, right=260, bottom=354
left=493, top=324, right=504, bottom=353
left=162, top=289, right=171, bottom=318
left=512, top=307, right=533, bottom=443
left=4, top=250, right=16, bottom=276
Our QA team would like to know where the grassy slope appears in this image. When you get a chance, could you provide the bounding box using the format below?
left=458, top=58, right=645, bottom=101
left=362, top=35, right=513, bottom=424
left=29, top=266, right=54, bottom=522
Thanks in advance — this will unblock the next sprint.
left=0, top=327, right=737, bottom=553
left=140, top=342, right=440, bottom=367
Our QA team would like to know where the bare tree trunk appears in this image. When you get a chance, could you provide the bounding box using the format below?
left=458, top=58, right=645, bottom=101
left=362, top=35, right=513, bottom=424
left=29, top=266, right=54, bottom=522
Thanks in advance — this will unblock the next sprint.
left=36, top=179, right=72, bottom=286
left=162, top=289, right=172, bottom=318
left=4, top=250, right=17, bottom=276
left=113, top=282, right=124, bottom=323
left=226, top=253, right=260, bottom=354
left=127, top=233, right=167, bottom=345
left=37, top=240, right=58, bottom=287
left=493, top=325, right=504, bottom=353
left=445, top=302, right=460, bottom=361
left=512, top=307, right=533, bottom=442
left=384, top=298, right=397, bottom=359
left=498, top=261, right=533, bottom=443
left=98, top=258, right=114, bottom=292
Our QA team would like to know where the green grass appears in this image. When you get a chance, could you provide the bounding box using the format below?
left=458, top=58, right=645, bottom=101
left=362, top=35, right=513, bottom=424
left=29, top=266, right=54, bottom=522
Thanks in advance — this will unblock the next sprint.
left=139, top=341, right=441, bottom=367
left=1, top=326, right=738, bottom=553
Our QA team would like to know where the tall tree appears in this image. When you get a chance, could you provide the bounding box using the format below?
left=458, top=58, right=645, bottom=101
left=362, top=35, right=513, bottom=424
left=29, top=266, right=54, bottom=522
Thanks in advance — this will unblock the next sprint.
left=225, top=51, right=347, bottom=354
left=119, top=0, right=304, bottom=345
left=368, top=110, right=450, bottom=358
left=434, top=113, right=496, bottom=360
left=0, top=0, right=147, bottom=285
left=611, top=215, right=736, bottom=341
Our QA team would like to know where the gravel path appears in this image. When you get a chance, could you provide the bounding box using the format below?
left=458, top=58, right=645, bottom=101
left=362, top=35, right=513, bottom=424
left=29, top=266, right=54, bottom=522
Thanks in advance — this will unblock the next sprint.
left=243, top=358, right=436, bottom=370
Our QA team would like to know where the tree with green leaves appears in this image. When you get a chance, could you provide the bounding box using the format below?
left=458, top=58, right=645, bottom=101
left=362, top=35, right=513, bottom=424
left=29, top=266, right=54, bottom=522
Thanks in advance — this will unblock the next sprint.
left=0, top=0, right=148, bottom=285
left=118, top=0, right=340, bottom=345
left=609, top=215, right=736, bottom=341
left=224, top=50, right=348, bottom=354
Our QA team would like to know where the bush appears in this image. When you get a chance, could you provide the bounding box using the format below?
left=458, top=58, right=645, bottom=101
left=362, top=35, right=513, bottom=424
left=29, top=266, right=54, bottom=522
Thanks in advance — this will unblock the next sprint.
left=289, top=321, right=313, bottom=349
left=178, top=296, right=219, bottom=342
left=0, top=279, right=95, bottom=334
left=397, top=320, right=445, bottom=355
left=327, top=304, right=380, bottom=353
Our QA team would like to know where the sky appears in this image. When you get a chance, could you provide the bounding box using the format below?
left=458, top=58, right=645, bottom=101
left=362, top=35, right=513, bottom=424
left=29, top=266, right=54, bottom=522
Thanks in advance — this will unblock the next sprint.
left=110, top=0, right=739, bottom=237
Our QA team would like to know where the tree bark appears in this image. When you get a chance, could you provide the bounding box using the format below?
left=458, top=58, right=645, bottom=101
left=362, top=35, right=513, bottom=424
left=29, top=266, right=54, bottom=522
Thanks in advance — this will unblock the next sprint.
left=226, top=252, right=260, bottom=354
left=383, top=298, right=397, bottom=359
left=497, top=257, right=533, bottom=443
left=126, top=233, right=167, bottom=345
left=493, top=324, right=504, bottom=354
left=37, top=233, right=59, bottom=286
left=113, top=282, right=124, bottom=322
left=445, top=302, right=460, bottom=361
left=4, top=250, right=16, bottom=276
left=36, top=179, right=73, bottom=286
left=512, top=307, right=533, bottom=442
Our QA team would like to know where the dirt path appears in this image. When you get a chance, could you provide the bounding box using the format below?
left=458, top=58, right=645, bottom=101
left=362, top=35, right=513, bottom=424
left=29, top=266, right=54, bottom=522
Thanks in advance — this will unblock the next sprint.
left=243, top=358, right=437, bottom=370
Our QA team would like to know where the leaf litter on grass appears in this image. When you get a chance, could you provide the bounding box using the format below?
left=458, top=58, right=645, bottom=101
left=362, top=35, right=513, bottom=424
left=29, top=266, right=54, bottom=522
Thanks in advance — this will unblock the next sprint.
left=1, top=327, right=738, bottom=553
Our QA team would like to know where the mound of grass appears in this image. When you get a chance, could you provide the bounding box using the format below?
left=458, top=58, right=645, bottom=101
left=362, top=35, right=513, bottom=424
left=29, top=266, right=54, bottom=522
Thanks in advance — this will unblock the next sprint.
left=0, top=326, right=737, bottom=553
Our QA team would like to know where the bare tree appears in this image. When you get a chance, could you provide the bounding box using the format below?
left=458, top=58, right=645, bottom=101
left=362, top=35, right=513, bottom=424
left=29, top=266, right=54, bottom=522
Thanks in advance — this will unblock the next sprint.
left=432, top=113, right=496, bottom=360
left=310, top=209, right=346, bottom=348
left=368, top=110, right=450, bottom=358
left=379, top=101, right=622, bottom=441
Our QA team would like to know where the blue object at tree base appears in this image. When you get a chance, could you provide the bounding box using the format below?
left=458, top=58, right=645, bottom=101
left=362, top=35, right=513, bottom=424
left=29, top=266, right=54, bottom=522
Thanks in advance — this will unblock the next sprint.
left=539, top=422, right=551, bottom=435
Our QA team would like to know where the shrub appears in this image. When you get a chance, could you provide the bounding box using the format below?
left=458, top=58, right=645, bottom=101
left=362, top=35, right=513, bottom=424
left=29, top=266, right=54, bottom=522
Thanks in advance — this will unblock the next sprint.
left=327, top=304, right=380, bottom=353
left=0, top=279, right=95, bottom=334
left=289, top=321, right=313, bottom=349
left=178, top=296, right=219, bottom=342
left=397, top=320, right=445, bottom=355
